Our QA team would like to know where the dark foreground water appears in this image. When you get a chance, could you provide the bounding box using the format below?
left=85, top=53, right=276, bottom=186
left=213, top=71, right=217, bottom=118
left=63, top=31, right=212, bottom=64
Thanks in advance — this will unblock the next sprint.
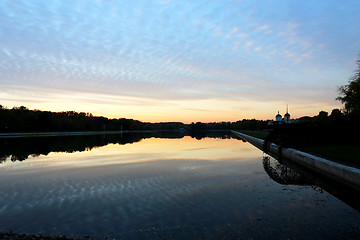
left=0, top=132, right=360, bottom=239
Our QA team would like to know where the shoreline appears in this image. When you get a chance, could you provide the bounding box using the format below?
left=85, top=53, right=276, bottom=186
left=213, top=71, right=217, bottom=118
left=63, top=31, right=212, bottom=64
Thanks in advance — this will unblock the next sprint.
left=0, top=130, right=155, bottom=138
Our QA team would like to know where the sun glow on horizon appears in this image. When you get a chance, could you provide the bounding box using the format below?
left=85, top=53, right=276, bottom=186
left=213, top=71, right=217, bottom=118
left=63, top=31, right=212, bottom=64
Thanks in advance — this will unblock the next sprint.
left=0, top=94, right=341, bottom=124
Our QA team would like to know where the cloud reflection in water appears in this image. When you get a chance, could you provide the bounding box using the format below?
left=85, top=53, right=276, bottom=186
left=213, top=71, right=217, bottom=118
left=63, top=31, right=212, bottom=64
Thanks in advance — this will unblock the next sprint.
left=0, top=136, right=359, bottom=239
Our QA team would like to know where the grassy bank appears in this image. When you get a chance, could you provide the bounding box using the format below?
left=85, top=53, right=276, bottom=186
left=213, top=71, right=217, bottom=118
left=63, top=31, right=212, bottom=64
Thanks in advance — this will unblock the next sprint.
left=237, top=130, right=269, bottom=140
left=301, top=145, right=360, bottom=168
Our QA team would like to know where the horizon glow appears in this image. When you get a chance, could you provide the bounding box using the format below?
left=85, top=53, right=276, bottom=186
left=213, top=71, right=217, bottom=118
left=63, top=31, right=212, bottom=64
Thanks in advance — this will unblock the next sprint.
left=1, top=0, right=359, bottom=123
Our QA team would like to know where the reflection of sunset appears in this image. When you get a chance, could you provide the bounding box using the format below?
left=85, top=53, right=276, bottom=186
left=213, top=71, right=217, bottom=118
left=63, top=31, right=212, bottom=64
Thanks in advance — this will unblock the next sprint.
left=1, top=137, right=260, bottom=171
left=1, top=134, right=358, bottom=239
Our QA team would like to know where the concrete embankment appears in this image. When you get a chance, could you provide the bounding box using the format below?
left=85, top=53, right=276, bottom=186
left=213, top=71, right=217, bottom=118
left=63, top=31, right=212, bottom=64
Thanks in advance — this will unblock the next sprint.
left=231, top=130, right=360, bottom=190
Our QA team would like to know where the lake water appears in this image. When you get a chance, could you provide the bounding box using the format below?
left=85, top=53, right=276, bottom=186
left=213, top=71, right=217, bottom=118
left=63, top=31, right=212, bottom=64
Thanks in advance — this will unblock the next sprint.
left=0, top=132, right=360, bottom=239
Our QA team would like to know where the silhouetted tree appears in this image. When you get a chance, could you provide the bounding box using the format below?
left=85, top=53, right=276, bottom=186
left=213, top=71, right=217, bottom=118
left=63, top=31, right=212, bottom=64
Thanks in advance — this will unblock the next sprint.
left=231, top=119, right=268, bottom=130
left=329, top=108, right=343, bottom=122
left=191, top=122, right=207, bottom=131
left=337, top=56, right=360, bottom=119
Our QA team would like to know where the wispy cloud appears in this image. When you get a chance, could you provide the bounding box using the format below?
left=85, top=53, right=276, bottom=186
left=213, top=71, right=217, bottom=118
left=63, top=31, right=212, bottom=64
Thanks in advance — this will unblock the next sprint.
left=0, top=0, right=358, bottom=121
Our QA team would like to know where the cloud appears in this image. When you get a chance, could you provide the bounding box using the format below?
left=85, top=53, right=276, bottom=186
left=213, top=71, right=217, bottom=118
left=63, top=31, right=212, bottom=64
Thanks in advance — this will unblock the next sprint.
left=255, top=24, right=270, bottom=32
left=0, top=0, right=358, bottom=121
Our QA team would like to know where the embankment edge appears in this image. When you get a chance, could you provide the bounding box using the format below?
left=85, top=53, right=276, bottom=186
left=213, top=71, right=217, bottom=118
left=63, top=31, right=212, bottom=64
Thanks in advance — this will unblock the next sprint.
left=231, top=130, right=360, bottom=190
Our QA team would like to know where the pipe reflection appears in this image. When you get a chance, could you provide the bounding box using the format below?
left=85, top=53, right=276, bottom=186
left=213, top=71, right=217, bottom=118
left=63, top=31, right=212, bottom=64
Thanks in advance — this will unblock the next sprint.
left=262, top=155, right=314, bottom=186
left=263, top=154, right=360, bottom=213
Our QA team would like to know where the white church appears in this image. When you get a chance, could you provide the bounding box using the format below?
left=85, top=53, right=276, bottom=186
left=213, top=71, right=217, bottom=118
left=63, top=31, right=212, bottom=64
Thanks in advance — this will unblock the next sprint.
left=273, top=106, right=291, bottom=124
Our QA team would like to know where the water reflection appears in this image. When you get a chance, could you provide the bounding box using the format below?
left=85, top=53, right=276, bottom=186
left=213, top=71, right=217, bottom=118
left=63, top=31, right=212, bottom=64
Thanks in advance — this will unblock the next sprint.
left=262, top=155, right=314, bottom=186
left=0, top=131, right=232, bottom=163
left=262, top=154, right=360, bottom=213
left=0, top=132, right=360, bottom=239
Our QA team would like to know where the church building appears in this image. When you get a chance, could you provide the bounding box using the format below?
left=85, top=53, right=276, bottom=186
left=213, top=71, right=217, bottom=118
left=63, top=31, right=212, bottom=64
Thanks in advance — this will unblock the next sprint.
left=274, top=106, right=291, bottom=123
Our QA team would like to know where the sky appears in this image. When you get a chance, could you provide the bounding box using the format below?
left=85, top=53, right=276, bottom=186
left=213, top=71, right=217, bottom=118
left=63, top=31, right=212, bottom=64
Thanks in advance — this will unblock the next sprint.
left=0, top=0, right=359, bottom=123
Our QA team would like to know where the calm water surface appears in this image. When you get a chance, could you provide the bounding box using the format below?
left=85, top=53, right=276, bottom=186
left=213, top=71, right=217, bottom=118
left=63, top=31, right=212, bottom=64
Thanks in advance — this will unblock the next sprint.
left=0, top=133, right=359, bottom=239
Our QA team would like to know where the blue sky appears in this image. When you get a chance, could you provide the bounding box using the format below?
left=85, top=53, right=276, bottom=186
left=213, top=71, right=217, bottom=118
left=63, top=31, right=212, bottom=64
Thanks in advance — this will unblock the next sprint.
left=0, top=0, right=359, bottom=122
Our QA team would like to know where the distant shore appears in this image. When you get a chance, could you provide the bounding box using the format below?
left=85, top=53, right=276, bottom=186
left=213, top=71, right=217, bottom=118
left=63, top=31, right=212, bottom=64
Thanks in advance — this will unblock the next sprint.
left=0, top=130, right=155, bottom=138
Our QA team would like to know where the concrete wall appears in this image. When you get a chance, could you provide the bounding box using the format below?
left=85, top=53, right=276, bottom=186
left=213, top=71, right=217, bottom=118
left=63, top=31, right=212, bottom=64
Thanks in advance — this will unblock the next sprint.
left=231, top=130, right=360, bottom=190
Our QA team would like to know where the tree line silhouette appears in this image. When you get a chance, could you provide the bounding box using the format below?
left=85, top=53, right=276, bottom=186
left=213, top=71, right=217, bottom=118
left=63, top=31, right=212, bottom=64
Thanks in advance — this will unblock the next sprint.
left=0, top=105, right=186, bottom=132
left=0, top=105, right=271, bottom=133
left=264, top=109, right=359, bottom=149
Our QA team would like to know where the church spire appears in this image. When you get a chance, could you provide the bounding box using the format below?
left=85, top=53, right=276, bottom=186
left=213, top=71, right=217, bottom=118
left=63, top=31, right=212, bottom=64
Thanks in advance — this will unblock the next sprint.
left=284, top=105, right=290, bottom=123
